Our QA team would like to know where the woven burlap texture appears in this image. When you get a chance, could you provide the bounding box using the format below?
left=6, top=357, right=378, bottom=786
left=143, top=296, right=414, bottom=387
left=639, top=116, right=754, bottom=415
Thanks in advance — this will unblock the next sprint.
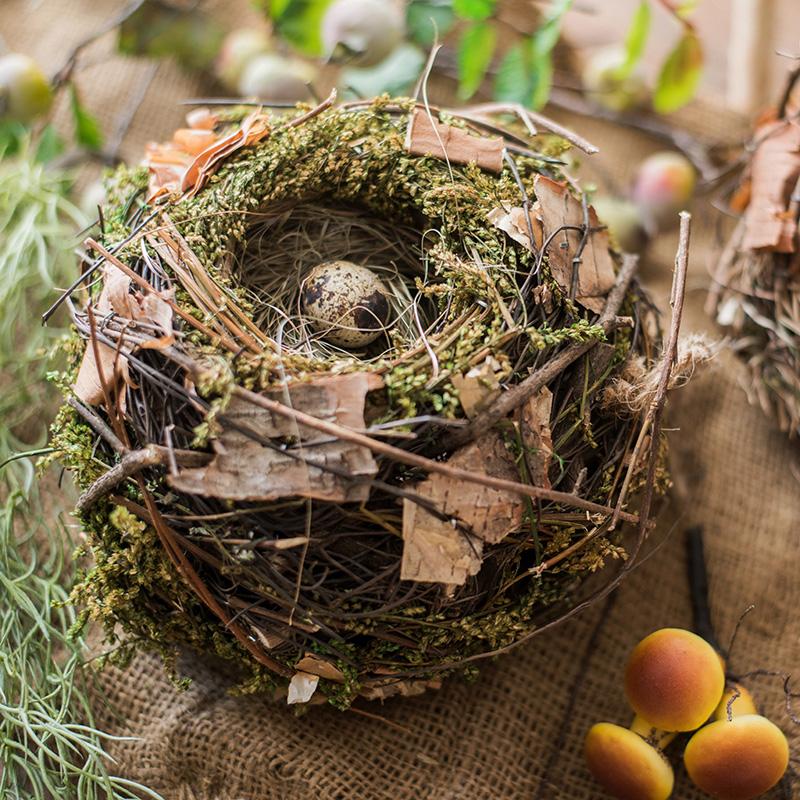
left=3, top=1, right=798, bottom=796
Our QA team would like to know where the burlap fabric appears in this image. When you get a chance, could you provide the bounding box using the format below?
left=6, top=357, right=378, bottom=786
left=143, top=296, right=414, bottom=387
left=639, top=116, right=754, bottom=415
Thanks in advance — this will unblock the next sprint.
left=4, top=1, right=799, bottom=796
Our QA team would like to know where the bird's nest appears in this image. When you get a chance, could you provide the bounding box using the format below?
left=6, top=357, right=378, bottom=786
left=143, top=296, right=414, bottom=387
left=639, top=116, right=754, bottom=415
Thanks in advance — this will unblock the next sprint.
left=50, top=94, right=682, bottom=708
left=708, top=71, right=800, bottom=437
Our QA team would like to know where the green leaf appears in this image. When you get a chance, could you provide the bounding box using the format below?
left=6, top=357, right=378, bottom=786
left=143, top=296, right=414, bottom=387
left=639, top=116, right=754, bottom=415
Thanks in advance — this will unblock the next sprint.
left=69, top=84, right=103, bottom=152
left=528, top=47, right=554, bottom=111
left=406, top=0, right=456, bottom=46
left=493, top=43, right=530, bottom=105
left=34, top=125, right=65, bottom=163
left=457, top=21, right=497, bottom=99
left=453, top=0, right=496, bottom=21
left=653, top=30, right=703, bottom=113
left=271, top=0, right=333, bottom=56
left=526, top=0, right=572, bottom=109
left=341, top=43, right=425, bottom=98
left=493, top=0, right=571, bottom=110
left=531, top=0, right=573, bottom=56
left=0, top=120, right=26, bottom=157
left=268, top=0, right=292, bottom=17
left=118, top=0, right=224, bottom=71
left=616, top=1, right=650, bottom=79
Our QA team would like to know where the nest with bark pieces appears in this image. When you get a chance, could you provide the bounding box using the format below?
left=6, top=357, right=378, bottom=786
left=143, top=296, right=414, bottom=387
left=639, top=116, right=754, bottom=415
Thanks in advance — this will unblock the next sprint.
left=708, top=71, right=800, bottom=437
left=50, top=92, right=685, bottom=709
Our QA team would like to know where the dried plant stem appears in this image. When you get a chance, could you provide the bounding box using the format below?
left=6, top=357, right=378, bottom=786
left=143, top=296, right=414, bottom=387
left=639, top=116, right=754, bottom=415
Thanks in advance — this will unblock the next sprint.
left=465, top=101, right=599, bottom=154
left=84, top=239, right=247, bottom=354
left=68, top=396, right=126, bottom=453
left=136, top=482, right=294, bottom=677
left=622, top=212, right=691, bottom=537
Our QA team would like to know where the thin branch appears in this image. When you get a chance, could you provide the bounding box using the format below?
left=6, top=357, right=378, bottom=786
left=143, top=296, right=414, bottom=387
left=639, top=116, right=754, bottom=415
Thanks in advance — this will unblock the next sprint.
left=629, top=212, right=691, bottom=542
left=75, top=445, right=210, bottom=514
left=68, top=396, right=127, bottom=454
left=84, top=238, right=247, bottom=354
left=52, top=0, right=147, bottom=87
left=548, top=88, right=721, bottom=183
left=466, top=101, right=599, bottom=154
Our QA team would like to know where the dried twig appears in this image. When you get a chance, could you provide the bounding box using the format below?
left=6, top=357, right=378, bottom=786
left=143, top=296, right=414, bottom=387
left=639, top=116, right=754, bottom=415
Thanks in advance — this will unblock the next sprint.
left=75, top=444, right=210, bottom=514
left=223, top=382, right=644, bottom=527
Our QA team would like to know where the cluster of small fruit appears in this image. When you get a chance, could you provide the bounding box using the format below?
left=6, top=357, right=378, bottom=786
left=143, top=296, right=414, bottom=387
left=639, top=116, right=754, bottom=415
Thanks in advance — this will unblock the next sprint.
left=592, top=150, right=697, bottom=257
left=214, top=0, right=404, bottom=102
left=586, top=628, right=789, bottom=800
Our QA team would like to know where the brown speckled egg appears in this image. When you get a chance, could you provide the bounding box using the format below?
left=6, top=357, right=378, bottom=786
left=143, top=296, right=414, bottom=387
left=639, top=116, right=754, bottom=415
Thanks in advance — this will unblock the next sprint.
left=301, top=261, right=390, bottom=348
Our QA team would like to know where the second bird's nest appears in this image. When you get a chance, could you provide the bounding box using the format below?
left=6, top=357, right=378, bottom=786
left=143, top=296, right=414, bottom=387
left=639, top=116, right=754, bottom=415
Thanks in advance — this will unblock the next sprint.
left=709, top=71, right=800, bottom=437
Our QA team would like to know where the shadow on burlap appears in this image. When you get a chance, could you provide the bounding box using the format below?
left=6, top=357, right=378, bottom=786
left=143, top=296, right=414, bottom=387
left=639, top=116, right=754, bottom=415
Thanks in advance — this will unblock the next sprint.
left=3, top=1, right=798, bottom=796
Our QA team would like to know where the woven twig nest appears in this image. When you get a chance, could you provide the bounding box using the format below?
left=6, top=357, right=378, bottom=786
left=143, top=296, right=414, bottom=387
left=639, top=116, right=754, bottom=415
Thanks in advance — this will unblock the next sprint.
left=709, top=72, right=800, bottom=437
left=52, top=93, right=672, bottom=708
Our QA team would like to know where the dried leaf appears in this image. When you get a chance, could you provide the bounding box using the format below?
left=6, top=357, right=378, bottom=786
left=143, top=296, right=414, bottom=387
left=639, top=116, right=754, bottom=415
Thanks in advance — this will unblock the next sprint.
left=73, top=336, right=128, bottom=407
left=742, top=120, right=800, bottom=253
left=171, top=128, right=218, bottom=155
left=401, top=431, right=525, bottom=586
left=250, top=625, right=285, bottom=650
left=169, top=373, right=382, bottom=503
left=182, top=111, right=271, bottom=195
left=145, top=142, right=192, bottom=198
left=295, top=653, right=345, bottom=682
left=287, top=671, right=319, bottom=704
left=101, top=266, right=137, bottom=318
left=138, top=291, right=176, bottom=350
left=452, top=356, right=502, bottom=418
left=487, top=203, right=544, bottom=250
left=404, top=108, right=504, bottom=172
left=144, top=110, right=269, bottom=199
left=400, top=502, right=484, bottom=586
left=74, top=269, right=132, bottom=405
left=519, top=386, right=553, bottom=490
left=185, top=107, right=218, bottom=130
left=533, top=175, right=617, bottom=313
left=73, top=266, right=175, bottom=406
left=729, top=177, right=751, bottom=214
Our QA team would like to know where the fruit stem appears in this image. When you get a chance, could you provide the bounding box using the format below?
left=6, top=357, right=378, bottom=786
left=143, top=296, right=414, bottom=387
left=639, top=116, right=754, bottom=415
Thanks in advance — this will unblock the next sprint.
left=631, top=715, right=677, bottom=749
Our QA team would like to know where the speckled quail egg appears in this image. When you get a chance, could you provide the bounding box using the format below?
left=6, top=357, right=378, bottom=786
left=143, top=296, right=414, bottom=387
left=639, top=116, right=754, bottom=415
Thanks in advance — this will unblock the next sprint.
left=301, top=260, right=390, bottom=348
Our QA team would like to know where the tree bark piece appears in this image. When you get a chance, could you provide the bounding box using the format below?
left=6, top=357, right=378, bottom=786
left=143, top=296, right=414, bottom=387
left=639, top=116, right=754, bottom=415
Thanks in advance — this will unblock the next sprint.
left=170, top=373, right=382, bottom=503
left=405, top=108, right=504, bottom=173
left=401, top=431, right=526, bottom=586
left=741, top=120, right=800, bottom=253
left=519, top=387, right=554, bottom=491
left=533, top=175, right=616, bottom=313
